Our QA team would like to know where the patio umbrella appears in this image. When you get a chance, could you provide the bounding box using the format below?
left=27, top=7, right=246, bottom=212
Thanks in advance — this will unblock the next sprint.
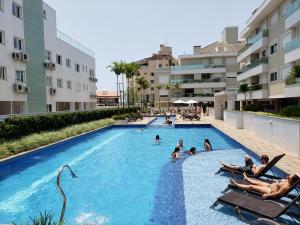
left=173, top=100, right=186, bottom=104
left=186, top=100, right=199, bottom=104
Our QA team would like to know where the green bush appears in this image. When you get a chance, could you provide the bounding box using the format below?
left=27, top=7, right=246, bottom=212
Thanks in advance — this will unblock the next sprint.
left=244, top=104, right=264, bottom=112
left=280, top=105, right=300, bottom=118
left=0, top=108, right=138, bottom=142
left=112, top=114, right=130, bottom=120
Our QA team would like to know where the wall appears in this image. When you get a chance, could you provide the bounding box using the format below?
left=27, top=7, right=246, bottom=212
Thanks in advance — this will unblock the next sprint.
left=224, top=110, right=300, bottom=156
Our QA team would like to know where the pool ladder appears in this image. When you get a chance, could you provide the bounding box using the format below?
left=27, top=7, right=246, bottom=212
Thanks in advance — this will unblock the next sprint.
left=56, top=165, right=77, bottom=225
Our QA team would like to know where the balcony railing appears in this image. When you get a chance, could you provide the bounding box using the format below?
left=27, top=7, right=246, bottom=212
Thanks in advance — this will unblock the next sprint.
left=285, top=36, right=300, bottom=53
left=238, top=30, right=269, bottom=54
left=172, top=93, right=214, bottom=98
left=171, top=77, right=225, bottom=84
left=249, top=83, right=268, bottom=91
left=285, top=0, right=300, bottom=18
left=238, top=57, right=268, bottom=74
left=171, top=64, right=225, bottom=71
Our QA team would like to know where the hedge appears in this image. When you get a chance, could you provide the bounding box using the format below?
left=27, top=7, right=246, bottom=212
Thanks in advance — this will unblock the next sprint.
left=280, top=105, right=300, bottom=118
left=0, top=108, right=138, bottom=142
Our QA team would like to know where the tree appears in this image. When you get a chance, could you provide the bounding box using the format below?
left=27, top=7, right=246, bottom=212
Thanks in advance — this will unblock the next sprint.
left=107, top=61, right=125, bottom=110
left=165, top=84, right=173, bottom=111
left=286, top=64, right=300, bottom=85
left=124, top=62, right=140, bottom=108
left=155, top=84, right=164, bottom=110
left=172, top=81, right=182, bottom=100
left=239, top=83, right=250, bottom=110
left=136, top=77, right=150, bottom=111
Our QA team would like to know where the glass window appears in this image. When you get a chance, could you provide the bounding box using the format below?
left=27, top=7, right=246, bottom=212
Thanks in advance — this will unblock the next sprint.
left=151, top=87, right=154, bottom=91
left=67, top=81, right=72, bottom=89
left=66, top=58, right=71, bottom=68
left=16, top=70, right=25, bottom=82
left=75, top=63, right=80, bottom=72
left=13, top=37, right=23, bottom=50
left=56, top=54, right=62, bottom=65
left=45, top=50, right=52, bottom=61
left=46, top=76, right=53, bottom=87
left=43, top=9, right=46, bottom=19
left=281, top=32, right=292, bottom=49
left=0, top=66, right=7, bottom=80
left=0, top=30, right=4, bottom=44
left=281, top=64, right=291, bottom=81
left=12, top=2, right=22, bottom=19
left=270, top=10, right=278, bottom=27
left=270, top=43, right=278, bottom=55
left=270, top=71, right=278, bottom=82
left=57, top=79, right=63, bottom=88
left=151, top=80, right=154, bottom=84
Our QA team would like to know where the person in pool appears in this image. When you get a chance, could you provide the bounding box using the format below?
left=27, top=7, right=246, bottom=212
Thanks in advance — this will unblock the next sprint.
left=178, top=138, right=184, bottom=149
left=185, top=147, right=197, bottom=155
left=230, top=173, right=299, bottom=199
left=220, top=154, right=269, bottom=176
left=171, top=146, right=180, bottom=159
left=204, top=139, right=212, bottom=151
left=155, top=135, right=161, bottom=144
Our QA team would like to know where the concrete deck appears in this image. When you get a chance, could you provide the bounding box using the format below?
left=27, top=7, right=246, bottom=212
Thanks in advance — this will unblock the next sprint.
left=175, top=115, right=300, bottom=175
left=114, top=117, right=156, bottom=126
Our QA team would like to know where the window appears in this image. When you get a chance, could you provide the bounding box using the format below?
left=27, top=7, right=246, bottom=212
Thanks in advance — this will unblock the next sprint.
left=16, top=70, right=25, bottom=82
left=270, top=71, right=278, bottom=82
left=151, top=80, right=154, bottom=84
left=150, top=72, right=154, bottom=76
left=56, top=54, right=62, bottom=65
left=46, top=76, right=53, bottom=87
left=202, top=73, right=210, bottom=80
left=43, top=9, right=46, bottom=19
left=67, top=81, right=72, bottom=89
left=89, top=69, right=94, bottom=76
left=75, top=63, right=80, bottom=72
left=270, top=10, right=278, bottom=27
left=13, top=37, right=23, bottom=50
left=0, top=66, right=7, bottom=80
left=66, top=58, right=71, bottom=68
left=151, top=87, right=154, bottom=91
left=12, top=2, right=22, bottom=19
left=281, top=64, right=291, bottom=81
left=281, top=2, right=290, bottom=17
left=57, top=79, right=63, bottom=88
left=0, top=30, right=4, bottom=45
left=281, top=32, right=292, bottom=49
left=85, top=66, right=87, bottom=72
left=0, top=0, right=4, bottom=12
left=159, top=64, right=162, bottom=67
left=47, top=104, right=52, bottom=112
left=75, top=82, right=81, bottom=92
left=45, top=50, right=52, bottom=61
left=270, top=43, right=278, bottom=55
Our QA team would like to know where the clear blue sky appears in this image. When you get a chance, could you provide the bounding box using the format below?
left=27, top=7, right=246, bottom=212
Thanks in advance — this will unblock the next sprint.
left=44, top=0, right=263, bottom=90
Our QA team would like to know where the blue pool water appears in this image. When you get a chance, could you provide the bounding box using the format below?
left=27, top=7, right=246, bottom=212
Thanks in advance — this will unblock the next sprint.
left=0, top=121, right=289, bottom=225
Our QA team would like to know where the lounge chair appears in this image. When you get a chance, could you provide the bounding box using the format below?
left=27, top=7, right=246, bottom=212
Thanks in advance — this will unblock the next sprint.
left=223, top=178, right=300, bottom=201
left=216, top=154, right=285, bottom=179
left=211, top=191, right=300, bottom=224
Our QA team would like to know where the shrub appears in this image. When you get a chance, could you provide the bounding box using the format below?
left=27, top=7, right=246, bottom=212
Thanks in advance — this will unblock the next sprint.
left=280, top=105, right=300, bottom=118
left=112, top=114, right=130, bottom=120
left=244, top=104, right=264, bottom=112
left=0, top=108, right=138, bottom=142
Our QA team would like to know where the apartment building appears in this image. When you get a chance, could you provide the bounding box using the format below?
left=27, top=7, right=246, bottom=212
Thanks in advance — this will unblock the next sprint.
left=155, top=27, right=244, bottom=112
left=237, top=0, right=300, bottom=111
left=0, top=0, right=97, bottom=115
left=134, top=44, right=175, bottom=107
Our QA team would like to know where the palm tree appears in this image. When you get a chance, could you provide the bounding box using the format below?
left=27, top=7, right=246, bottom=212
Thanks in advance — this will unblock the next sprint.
left=136, top=77, right=149, bottom=111
left=107, top=61, right=124, bottom=110
left=165, top=84, right=173, bottom=112
left=239, top=83, right=250, bottom=110
left=286, top=64, right=300, bottom=85
left=155, top=84, right=163, bottom=110
left=172, top=81, right=182, bottom=100
left=124, top=62, right=140, bottom=108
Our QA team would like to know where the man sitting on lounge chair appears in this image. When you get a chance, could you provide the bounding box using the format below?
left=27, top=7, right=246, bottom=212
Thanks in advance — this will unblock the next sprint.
left=220, top=154, right=269, bottom=176
left=230, top=172, right=299, bottom=199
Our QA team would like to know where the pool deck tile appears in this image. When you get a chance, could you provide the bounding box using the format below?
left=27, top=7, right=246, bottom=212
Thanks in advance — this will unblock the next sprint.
left=175, top=115, right=300, bottom=175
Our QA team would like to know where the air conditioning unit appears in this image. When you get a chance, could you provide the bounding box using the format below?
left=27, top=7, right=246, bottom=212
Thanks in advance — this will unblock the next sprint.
left=44, top=62, right=56, bottom=70
left=44, top=62, right=51, bottom=69
left=49, top=88, right=56, bottom=95
left=24, top=87, right=29, bottom=92
left=13, top=83, right=27, bottom=93
left=50, top=63, right=56, bottom=70
left=12, top=52, right=21, bottom=61
left=21, top=53, right=29, bottom=62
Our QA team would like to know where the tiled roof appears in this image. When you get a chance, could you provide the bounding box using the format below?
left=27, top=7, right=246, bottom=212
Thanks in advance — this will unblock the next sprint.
left=198, top=41, right=245, bottom=54
left=136, top=54, right=174, bottom=65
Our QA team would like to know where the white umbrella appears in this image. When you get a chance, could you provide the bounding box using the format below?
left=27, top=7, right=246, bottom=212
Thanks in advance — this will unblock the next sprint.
left=173, top=100, right=186, bottom=104
left=186, top=100, right=199, bottom=104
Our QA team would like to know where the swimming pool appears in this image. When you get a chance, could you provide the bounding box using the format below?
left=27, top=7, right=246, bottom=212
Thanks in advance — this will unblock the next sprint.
left=0, top=120, right=290, bottom=224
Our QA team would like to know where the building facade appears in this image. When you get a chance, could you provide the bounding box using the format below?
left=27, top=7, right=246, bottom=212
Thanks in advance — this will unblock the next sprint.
left=96, top=90, right=119, bottom=106
left=155, top=27, right=244, bottom=112
left=0, top=0, right=97, bottom=115
left=237, top=0, right=300, bottom=111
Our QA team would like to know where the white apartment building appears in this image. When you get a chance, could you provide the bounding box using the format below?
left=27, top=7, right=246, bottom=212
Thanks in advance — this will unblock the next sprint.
left=155, top=27, right=244, bottom=114
left=237, top=0, right=300, bottom=111
left=0, top=0, right=97, bottom=115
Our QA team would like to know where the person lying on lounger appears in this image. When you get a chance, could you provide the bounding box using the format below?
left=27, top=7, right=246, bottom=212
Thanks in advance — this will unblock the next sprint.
left=230, top=172, right=299, bottom=199
left=220, top=154, right=269, bottom=176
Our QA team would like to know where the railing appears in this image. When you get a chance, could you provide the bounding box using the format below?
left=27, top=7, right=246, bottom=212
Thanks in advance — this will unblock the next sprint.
left=172, top=93, right=214, bottom=98
left=285, top=36, right=300, bottom=53
left=249, top=83, right=268, bottom=91
left=238, top=57, right=268, bottom=74
left=171, top=78, right=225, bottom=84
left=57, top=30, right=95, bottom=58
left=285, top=0, right=300, bottom=18
left=171, top=64, right=225, bottom=71
left=238, top=30, right=269, bottom=54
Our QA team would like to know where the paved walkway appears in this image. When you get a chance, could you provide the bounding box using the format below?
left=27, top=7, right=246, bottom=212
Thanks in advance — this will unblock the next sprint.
left=175, top=115, right=300, bottom=175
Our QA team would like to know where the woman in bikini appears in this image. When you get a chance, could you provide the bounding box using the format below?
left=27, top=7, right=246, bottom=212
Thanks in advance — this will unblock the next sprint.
left=231, top=172, right=299, bottom=199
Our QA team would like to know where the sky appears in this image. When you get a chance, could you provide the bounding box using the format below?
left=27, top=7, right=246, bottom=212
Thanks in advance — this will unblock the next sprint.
left=43, top=0, right=264, bottom=91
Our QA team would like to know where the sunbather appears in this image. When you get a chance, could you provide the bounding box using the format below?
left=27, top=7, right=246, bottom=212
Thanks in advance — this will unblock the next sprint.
left=220, top=154, right=269, bottom=176
left=230, top=172, right=299, bottom=199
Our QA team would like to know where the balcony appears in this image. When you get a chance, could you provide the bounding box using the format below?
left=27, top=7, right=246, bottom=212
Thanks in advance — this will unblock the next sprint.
left=171, top=93, right=214, bottom=102
left=285, top=0, right=300, bottom=30
left=284, top=37, right=300, bottom=63
left=284, top=79, right=300, bottom=98
left=237, top=30, right=269, bottom=62
left=237, top=83, right=269, bottom=100
left=237, top=57, right=268, bottom=82
left=89, top=76, right=98, bottom=82
left=170, top=78, right=226, bottom=89
left=170, top=64, right=225, bottom=75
